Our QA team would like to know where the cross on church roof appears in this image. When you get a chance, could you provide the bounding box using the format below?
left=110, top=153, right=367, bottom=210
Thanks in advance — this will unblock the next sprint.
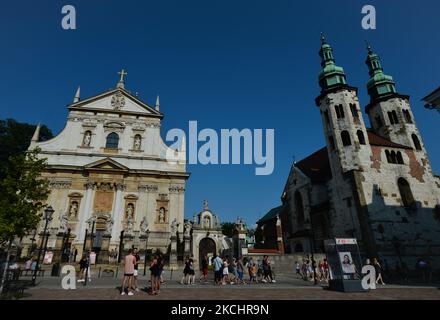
left=117, top=69, right=128, bottom=89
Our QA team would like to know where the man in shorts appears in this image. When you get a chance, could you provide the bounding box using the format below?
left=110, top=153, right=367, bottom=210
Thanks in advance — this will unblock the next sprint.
left=121, top=249, right=136, bottom=296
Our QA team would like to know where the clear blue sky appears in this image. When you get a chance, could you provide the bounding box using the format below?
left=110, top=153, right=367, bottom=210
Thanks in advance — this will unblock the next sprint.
left=0, top=0, right=439, bottom=226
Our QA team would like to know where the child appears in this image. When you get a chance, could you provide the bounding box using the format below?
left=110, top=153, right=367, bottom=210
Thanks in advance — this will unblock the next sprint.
left=222, top=259, right=229, bottom=285
left=251, top=263, right=258, bottom=283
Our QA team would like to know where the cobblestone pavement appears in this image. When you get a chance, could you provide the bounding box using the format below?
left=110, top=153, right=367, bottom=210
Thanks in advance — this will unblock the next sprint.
left=13, top=268, right=440, bottom=300
left=21, top=286, right=440, bottom=300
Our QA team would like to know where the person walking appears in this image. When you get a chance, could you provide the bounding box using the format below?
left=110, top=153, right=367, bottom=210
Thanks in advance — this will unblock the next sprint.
left=295, top=261, right=301, bottom=278
left=181, top=256, right=191, bottom=285
left=152, top=253, right=164, bottom=295
left=77, top=254, right=88, bottom=282
left=212, top=254, right=223, bottom=285
left=149, top=254, right=159, bottom=295
left=222, top=258, right=229, bottom=285
left=133, top=248, right=140, bottom=292
left=199, top=254, right=209, bottom=283
left=246, top=257, right=254, bottom=282
left=188, top=255, right=196, bottom=285
left=120, top=249, right=136, bottom=296
left=236, top=257, right=246, bottom=285
left=373, top=258, right=385, bottom=285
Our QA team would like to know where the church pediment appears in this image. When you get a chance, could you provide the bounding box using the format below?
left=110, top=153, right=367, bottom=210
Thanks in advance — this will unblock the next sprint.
left=84, top=158, right=129, bottom=172
left=68, top=88, right=162, bottom=117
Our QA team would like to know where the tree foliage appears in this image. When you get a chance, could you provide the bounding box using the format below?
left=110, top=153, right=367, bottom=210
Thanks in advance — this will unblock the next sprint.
left=221, top=222, right=236, bottom=238
left=0, top=118, right=53, bottom=178
left=0, top=148, right=50, bottom=245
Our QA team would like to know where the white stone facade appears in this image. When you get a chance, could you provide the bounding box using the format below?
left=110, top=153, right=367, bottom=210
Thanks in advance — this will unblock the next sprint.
left=24, top=77, right=189, bottom=261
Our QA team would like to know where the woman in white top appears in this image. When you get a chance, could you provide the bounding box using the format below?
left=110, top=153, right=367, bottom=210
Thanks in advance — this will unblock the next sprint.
left=222, top=260, right=229, bottom=285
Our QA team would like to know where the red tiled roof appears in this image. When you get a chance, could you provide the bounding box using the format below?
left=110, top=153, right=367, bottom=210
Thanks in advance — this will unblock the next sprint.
left=367, top=130, right=412, bottom=149
left=295, top=147, right=332, bottom=183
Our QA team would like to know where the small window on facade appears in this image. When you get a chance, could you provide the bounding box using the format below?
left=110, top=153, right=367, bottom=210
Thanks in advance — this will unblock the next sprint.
left=396, top=152, right=404, bottom=164
left=388, top=111, right=395, bottom=125
left=335, top=104, right=345, bottom=119
left=398, top=178, right=415, bottom=208
left=350, top=103, right=359, bottom=119
left=341, top=131, right=351, bottom=146
left=385, top=150, right=391, bottom=163
left=403, top=110, right=412, bottom=123
left=412, top=134, right=422, bottom=151
left=357, top=130, right=366, bottom=145
left=392, top=110, right=399, bottom=124
left=106, top=132, right=119, bottom=149
left=390, top=151, right=397, bottom=164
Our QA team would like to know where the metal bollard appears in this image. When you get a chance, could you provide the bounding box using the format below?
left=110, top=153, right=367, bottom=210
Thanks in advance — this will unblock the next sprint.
left=98, top=267, right=101, bottom=278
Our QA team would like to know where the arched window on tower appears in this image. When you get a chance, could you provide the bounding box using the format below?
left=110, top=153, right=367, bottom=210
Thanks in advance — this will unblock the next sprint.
left=390, top=151, right=397, bottom=164
left=412, top=134, right=422, bottom=151
left=341, top=131, right=351, bottom=146
left=106, top=132, right=119, bottom=149
left=392, top=110, right=399, bottom=124
left=385, top=150, right=392, bottom=163
left=403, top=110, right=413, bottom=123
left=295, top=191, right=305, bottom=224
left=335, top=104, right=345, bottom=119
left=397, top=178, right=415, bottom=208
left=350, top=103, right=359, bottom=120
left=396, top=152, right=404, bottom=164
left=357, top=130, right=366, bottom=145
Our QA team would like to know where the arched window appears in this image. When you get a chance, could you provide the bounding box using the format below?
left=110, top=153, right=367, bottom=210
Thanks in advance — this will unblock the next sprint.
left=412, top=134, right=422, bottom=151
left=350, top=103, right=359, bottom=120
left=403, top=110, right=412, bottom=123
left=106, top=132, right=119, bottom=149
left=396, top=152, right=404, bottom=164
left=295, top=191, right=305, bottom=224
left=385, top=150, right=391, bottom=163
left=390, top=151, right=397, bottom=164
left=335, top=104, right=345, bottom=119
left=398, top=178, right=415, bottom=208
left=357, top=130, right=366, bottom=145
left=392, top=110, right=399, bottom=124
left=341, top=131, right=351, bottom=146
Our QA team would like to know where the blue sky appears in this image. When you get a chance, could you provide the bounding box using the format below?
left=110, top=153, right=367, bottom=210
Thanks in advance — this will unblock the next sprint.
left=0, top=0, right=439, bottom=226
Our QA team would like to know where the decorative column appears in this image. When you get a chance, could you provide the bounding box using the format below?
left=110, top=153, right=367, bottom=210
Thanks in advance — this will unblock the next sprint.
left=111, top=183, right=125, bottom=245
left=77, top=182, right=94, bottom=254
left=169, top=235, right=178, bottom=269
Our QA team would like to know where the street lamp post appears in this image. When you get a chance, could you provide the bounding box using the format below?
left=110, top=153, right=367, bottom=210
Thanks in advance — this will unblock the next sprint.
left=31, top=206, right=54, bottom=286
left=143, top=230, right=150, bottom=276
left=84, top=219, right=95, bottom=287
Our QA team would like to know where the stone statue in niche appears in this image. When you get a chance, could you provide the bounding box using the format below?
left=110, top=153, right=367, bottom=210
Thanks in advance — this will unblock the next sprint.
left=133, top=135, right=141, bottom=150
left=82, top=131, right=91, bottom=147
left=203, top=216, right=211, bottom=229
left=126, top=203, right=134, bottom=220
left=159, top=207, right=166, bottom=223
left=69, top=201, right=78, bottom=217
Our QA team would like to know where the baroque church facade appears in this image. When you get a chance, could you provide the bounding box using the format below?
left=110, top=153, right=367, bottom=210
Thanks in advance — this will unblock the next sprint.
left=279, top=37, right=440, bottom=268
left=24, top=71, right=189, bottom=262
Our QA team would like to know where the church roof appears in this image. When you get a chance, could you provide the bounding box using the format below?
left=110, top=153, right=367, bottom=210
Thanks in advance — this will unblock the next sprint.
left=367, top=130, right=412, bottom=149
left=257, top=205, right=283, bottom=224
left=295, top=147, right=332, bottom=183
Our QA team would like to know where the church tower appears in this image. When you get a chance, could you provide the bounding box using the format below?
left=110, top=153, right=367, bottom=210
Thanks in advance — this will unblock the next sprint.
left=365, top=45, right=424, bottom=150
left=315, top=35, right=372, bottom=174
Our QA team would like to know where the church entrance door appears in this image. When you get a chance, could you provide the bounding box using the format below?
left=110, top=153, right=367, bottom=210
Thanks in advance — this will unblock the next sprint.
left=198, top=237, right=216, bottom=269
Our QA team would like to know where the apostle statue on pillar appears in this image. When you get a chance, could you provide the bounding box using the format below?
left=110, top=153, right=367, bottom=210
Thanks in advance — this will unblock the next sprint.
left=140, top=216, right=149, bottom=236
left=170, top=218, right=179, bottom=237
left=59, top=212, right=69, bottom=233
left=184, top=220, right=192, bottom=237
left=105, top=217, right=114, bottom=236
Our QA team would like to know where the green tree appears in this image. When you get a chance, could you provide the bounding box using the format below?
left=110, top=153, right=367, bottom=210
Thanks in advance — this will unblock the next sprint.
left=221, top=222, right=236, bottom=238
left=0, top=119, right=53, bottom=178
left=0, top=148, right=50, bottom=293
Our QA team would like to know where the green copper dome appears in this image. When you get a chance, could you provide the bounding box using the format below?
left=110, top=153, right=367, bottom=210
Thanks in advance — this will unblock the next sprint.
left=318, top=34, right=347, bottom=90
left=365, top=44, right=397, bottom=100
